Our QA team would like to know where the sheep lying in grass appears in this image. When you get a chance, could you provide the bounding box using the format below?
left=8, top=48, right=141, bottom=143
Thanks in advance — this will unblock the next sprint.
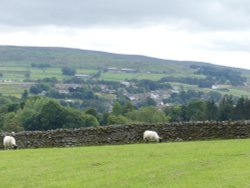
left=143, top=130, right=162, bottom=143
left=3, top=136, right=18, bottom=150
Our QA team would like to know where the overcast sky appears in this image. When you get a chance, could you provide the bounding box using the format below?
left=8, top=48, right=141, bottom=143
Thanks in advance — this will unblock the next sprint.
left=1, top=0, right=250, bottom=69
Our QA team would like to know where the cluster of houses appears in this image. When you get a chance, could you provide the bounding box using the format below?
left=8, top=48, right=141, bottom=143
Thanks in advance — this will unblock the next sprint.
left=0, top=66, right=232, bottom=109
left=54, top=80, right=179, bottom=108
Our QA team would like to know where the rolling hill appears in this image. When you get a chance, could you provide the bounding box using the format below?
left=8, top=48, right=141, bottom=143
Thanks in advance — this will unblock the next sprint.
left=0, top=45, right=246, bottom=73
left=0, top=45, right=250, bottom=98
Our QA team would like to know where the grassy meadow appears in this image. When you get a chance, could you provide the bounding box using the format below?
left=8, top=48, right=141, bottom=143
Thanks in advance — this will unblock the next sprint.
left=0, top=66, right=98, bottom=97
left=1, top=139, right=250, bottom=188
left=1, top=61, right=250, bottom=98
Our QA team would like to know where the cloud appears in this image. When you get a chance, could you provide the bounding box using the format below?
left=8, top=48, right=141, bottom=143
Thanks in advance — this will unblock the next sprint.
left=1, top=0, right=250, bottom=70
left=211, top=32, right=250, bottom=52
left=1, top=0, right=250, bottom=31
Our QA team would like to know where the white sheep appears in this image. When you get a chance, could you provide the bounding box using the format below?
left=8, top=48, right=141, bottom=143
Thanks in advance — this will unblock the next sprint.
left=143, top=130, right=162, bottom=143
left=3, top=136, right=18, bottom=150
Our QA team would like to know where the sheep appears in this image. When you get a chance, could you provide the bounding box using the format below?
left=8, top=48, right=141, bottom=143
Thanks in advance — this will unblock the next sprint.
left=143, top=130, right=162, bottom=143
left=3, top=136, right=18, bottom=150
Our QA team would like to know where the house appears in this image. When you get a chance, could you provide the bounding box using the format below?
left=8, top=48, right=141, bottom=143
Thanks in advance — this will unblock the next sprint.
left=120, top=81, right=130, bottom=87
left=107, top=67, right=118, bottom=73
left=211, top=84, right=220, bottom=89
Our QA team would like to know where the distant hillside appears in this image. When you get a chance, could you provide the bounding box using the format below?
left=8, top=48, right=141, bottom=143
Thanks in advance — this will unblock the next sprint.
left=0, top=45, right=250, bottom=100
left=0, top=45, right=247, bottom=74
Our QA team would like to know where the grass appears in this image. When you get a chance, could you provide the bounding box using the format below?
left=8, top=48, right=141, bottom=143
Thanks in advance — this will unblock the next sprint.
left=101, top=73, right=166, bottom=81
left=1, top=139, right=250, bottom=187
left=0, top=67, right=98, bottom=97
left=0, top=64, right=250, bottom=98
left=171, top=82, right=250, bottom=97
left=101, top=72, right=206, bottom=82
left=0, top=66, right=98, bottom=80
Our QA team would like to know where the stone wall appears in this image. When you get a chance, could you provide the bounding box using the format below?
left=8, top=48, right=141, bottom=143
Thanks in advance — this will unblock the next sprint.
left=1, top=121, right=250, bottom=149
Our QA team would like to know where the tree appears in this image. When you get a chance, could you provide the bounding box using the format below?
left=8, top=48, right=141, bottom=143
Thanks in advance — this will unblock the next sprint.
left=62, top=108, right=86, bottom=128
left=164, top=105, right=184, bottom=122
left=233, top=97, right=250, bottom=120
left=92, top=70, right=102, bottom=79
left=100, top=112, right=110, bottom=126
left=107, top=115, right=131, bottom=125
left=24, top=71, right=31, bottom=78
left=185, top=100, right=207, bottom=121
left=40, top=77, right=58, bottom=85
left=17, top=107, right=39, bottom=131
left=22, top=89, right=28, bottom=100
left=29, top=83, right=50, bottom=94
left=30, top=85, right=42, bottom=94
left=1, top=112, right=24, bottom=132
left=138, top=97, right=157, bottom=107
left=122, top=101, right=135, bottom=114
left=207, top=91, right=222, bottom=102
left=61, top=66, right=76, bottom=76
left=85, top=108, right=98, bottom=118
left=218, top=95, right=234, bottom=121
left=126, top=107, right=169, bottom=123
left=205, top=100, right=218, bottom=120
left=85, top=108, right=101, bottom=122
left=38, top=100, right=67, bottom=130
left=84, top=114, right=99, bottom=127
left=112, top=102, right=123, bottom=116
left=17, top=97, right=53, bottom=130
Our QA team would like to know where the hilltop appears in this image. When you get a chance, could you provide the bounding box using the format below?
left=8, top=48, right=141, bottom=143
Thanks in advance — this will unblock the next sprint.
left=0, top=45, right=246, bottom=72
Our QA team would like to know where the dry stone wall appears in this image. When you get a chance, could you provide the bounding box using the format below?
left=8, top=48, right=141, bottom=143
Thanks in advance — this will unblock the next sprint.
left=1, top=121, right=250, bottom=149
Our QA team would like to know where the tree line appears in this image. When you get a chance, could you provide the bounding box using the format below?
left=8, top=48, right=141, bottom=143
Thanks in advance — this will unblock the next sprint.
left=0, top=94, right=250, bottom=132
left=164, top=95, right=250, bottom=122
left=159, top=66, right=247, bottom=88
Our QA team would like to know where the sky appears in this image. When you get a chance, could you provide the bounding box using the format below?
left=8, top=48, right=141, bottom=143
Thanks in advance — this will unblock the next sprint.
left=0, top=0, right=250, bottom=70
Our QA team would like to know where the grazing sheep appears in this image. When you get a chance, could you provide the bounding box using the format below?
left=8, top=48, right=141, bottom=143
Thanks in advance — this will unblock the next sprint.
left=143, top=130, right=162, bottom=143
left=3, top=136, right=18, bottom=150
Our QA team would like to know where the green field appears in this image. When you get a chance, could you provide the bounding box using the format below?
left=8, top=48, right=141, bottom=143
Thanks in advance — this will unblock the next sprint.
left=1, top=139, right=250, bottom=187
left=101, top=72, right=166, bottom=81
left=0, top=66, right=98, bottom=80
left=0, top=45, right=250, bottom=98
left=1, top=67, right=250, bottom=98
left=0, top=66, right=99, bottom=97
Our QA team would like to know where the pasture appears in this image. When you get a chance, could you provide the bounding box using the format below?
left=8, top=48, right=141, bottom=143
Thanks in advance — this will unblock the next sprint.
left=1, top=139, right=250, bottom=187
left=1, top=64, right=250, bottom=98
left=0, top=66, right=98, bottom=97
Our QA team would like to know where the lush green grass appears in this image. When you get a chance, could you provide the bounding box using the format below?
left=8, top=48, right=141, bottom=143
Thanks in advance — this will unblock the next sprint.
left=1, top=139, right=250, bottom=187
left=0, top=67, right=62, bottom=80
left=0, top=67, right=98, bottom=97
left=171, top=82, right=250, bottom=97
left=0, top=66, right=98, bottom=80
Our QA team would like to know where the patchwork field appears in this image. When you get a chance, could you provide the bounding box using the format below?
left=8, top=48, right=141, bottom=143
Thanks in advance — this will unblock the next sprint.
left=0, top=66, right=99, bottom=97
left=1, top=139, right=250, bottom=188
left=0, top=66, right=98, bottom=80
